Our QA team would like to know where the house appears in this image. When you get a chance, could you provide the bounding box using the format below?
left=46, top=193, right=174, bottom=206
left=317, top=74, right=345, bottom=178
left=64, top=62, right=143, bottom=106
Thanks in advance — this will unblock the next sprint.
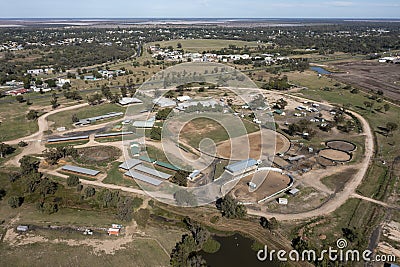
left=132, top=117, right=155, bottom=128
left=108, top=228, right=120, bottom=236
left=27, top=69, right=44, bottom=75
left=119, top=97, right=143, bottom=106
left=224, top=159, right=259, bottom=177
left=288, top=188, right=300, bottom=195
left=16, top=225, right=29, bottom=232
left=278, top=198, right=288, bottom=205
left=6, top=88, right=30, bottom=96
left=188, top=170, right=201, bottom=181
left=177, top=95, right=191, bottom=102
left=57, top=78, right=70, bottom=86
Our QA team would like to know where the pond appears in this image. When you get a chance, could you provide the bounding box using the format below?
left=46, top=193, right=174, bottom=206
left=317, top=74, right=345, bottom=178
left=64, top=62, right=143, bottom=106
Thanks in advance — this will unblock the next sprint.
left=200, top=233, right=279, bottom=267
left=310, top=66, right=331, bottom=75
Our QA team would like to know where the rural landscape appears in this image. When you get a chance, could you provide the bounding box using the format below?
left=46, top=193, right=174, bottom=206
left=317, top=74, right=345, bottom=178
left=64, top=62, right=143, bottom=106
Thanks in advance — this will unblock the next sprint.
left=0, top=8, right=399, bottom=267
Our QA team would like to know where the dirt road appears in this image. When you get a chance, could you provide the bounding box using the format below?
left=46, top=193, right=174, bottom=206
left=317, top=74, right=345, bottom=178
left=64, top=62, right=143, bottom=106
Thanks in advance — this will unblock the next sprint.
left=247, top=93, right=375, bottom=221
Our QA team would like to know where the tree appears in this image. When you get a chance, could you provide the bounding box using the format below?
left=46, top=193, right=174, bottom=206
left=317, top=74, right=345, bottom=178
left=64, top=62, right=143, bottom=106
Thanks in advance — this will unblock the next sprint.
left=120, top=86, right=127, bottom=97
left=134, top=208, right=150, bottom=228
left=71, top=114, right=79, bottom=123
left=16, top=95, right=25, bottom=103
left=260, top=216, right=279, bottom=231
left=363, top=101, right=374, bottom=113
left=0, top=188, right=6, bottom=201
left=216, top=194, right=246, bottom=219
left=84, top=186, right=96, bottom=198
left=66, top=176, right=80, bottom=187
left=26, top=110, right=39, bottom=120
left=19, top=155, right=40, bottom=174
left=183, top=218, right=210, bottom=247
left=0, top=143, right=15, bottom=158
left=177, top=42, right=182, bottom=49
left=150, top=127, right=162, bottom=141
left=187, top=254, right=207, bottom=267
left=170, top=235, right=197, bottom=267
left=171, top=170, right=190, bottom=187
left=384, top=103, right=390, bottom=112
left=37, top=201, right=58, bottom=214
left=8, top=196, right=23, bottom=208
left=117, top=196, right=134, bottom=222
left=37, top=177, right=58, bottom=197
left=50, top=97, right=59, bottom=109
left=155, top=108, right=173, bottom=120
left=174, top=190, right=197, bottom=206
left=386, top=122, right=398, bottom=136
left=18, top=141, right=28, bottom=147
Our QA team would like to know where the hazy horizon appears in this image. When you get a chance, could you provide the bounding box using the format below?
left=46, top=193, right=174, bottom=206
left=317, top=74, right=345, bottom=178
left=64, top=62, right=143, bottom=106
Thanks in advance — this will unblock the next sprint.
left=2, top=0, right=399, bottom=19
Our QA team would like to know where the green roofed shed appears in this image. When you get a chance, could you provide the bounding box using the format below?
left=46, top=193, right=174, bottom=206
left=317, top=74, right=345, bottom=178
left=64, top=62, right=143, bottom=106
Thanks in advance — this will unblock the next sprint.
left=155, top=161, right=180, bottom=171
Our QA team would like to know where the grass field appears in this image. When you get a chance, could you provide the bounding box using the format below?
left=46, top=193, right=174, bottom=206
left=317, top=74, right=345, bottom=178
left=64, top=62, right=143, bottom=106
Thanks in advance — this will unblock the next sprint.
left=149, top=39, right=260, bottom=53
left=103, top=161, right=139, bottom=188
left=179, top=117, right=260, bottom=148
left=47, top=103, right=126, bottom=130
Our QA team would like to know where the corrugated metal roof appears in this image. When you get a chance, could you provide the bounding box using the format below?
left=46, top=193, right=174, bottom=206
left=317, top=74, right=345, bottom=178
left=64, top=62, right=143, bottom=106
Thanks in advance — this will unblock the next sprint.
left=132, top=121, right=155, bottom=128
left=94, top=131, right=134, bottom=138
left=139, top=156, right=156, bottom=163
left=119, top=97, right=143, bottom=105
left=124, top=170, right=162, bottom=186
left=155, top=161, right=180, bottom=171
left=47, top=135, right=89, bottom=142
left=134, top=164, right=171, bottom=180
left=225, top=159, right=258, bottom=173
left=61, top=165, right=100, bottom=176
left=118, top=159, right=142, bottom=170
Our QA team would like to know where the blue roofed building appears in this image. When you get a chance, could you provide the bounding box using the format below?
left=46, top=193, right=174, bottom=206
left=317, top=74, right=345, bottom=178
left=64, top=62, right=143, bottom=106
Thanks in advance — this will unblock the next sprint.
left=224, top=159, right=259, bottom=177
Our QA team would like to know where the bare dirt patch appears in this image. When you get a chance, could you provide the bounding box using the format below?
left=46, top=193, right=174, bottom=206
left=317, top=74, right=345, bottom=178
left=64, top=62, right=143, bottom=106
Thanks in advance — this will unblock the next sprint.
left=319, top=149, right=351, bottom=162
left=233, top=170, right=291, bottom=203
left=216, top=130, right=290, bottom=160
left=332, top=61, right=400, bottom=101
left=74, top=146, right=121, bottom=165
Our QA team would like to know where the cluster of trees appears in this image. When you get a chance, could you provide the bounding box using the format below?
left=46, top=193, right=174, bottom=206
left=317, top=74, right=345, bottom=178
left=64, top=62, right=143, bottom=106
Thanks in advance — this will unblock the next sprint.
left=171, top=170, right=190, bottom=187
left=260, top=216, right=279, bottom=231
left=184, top=103, right=224, bottom=114
left=273, top=98, right=288, bottom=110
left=0, top=143, right=15, bottom=158
left=64, top=91, right=82, bottom=101
left=216, top=194, right=246, bottom=219
left=42, top=145, right=78, bottom=165
left=261, top=75, right=291, bottom=90
left=149, top=127, right=162, bottom=141
left=26, top=110, right=39, bottom=120
left=287, top=119, right=316, bottom=140
left=155, top=108, right=173, bottom=120
left=170, top=218, right=214, bottom=267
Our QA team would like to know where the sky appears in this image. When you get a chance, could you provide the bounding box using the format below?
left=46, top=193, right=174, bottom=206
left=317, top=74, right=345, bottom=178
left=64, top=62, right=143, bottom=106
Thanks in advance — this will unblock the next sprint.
left=1, top=0, right=399, bottom=18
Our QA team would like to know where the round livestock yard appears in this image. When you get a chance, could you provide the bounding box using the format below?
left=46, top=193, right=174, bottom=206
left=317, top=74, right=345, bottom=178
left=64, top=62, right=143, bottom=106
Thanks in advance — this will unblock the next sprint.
left=326, top=140, right=356, bottom=152
left=317, top=156, right=337, bottom=167
left=216, top=129, right=291, bottom=161
left=318, top=148, right=352, bottom=162
left=232, top=169, right=292, bottom=203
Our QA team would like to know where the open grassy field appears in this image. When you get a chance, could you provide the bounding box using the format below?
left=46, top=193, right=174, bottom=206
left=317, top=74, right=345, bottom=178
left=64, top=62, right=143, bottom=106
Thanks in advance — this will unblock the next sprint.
left=178, top=117, right=260, bottom=149
left=103, top=161, right=139, bottom=188
left=149, top=39, right=261, bottom=53
left=47, top=103, right=126, bottom=130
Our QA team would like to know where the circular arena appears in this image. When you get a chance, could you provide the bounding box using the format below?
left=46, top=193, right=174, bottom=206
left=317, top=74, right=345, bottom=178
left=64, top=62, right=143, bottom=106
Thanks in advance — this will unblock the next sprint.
left=326, top=140, right=357, bottom=152
left=318, top=148, right=352, bottom=162
left=216, top=129, right=291, bottom=161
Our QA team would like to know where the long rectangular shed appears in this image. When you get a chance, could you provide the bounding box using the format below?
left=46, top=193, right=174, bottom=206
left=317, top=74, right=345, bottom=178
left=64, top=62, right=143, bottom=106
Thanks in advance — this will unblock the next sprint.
left=225, top=159, right=258, bottom=175
left=119, top=159, right=142, bottom=170
left=124, top=170, right=162, bottom=186
left=94, top=131, right=134, bottom=138
left=155, top=161, right=180, bottom=171
left=134, top=164, right=171, bottom=180
left=47, top=135, right=89, bottom=143
left=61, top=165, right=100, bottom=176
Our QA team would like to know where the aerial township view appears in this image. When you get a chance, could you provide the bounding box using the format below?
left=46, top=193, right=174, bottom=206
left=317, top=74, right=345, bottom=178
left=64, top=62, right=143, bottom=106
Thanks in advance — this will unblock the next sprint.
left=0, top=1, right=399, bottom=267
